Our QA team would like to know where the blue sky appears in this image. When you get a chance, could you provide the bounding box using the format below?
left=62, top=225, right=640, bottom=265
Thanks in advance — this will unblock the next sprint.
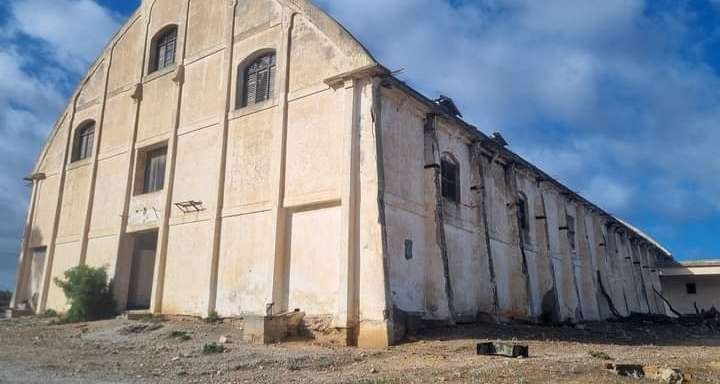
left=0, top=0, right=719, bottom=291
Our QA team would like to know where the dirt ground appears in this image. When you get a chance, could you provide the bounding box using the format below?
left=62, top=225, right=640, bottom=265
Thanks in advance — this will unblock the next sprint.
left=1, top=315, right=719, bottom=384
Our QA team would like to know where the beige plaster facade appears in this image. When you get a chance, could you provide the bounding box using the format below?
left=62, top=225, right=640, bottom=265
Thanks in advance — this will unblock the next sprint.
left=11, top=0, right=672, bottom=347
left=661, top=261, right=720, bottom=315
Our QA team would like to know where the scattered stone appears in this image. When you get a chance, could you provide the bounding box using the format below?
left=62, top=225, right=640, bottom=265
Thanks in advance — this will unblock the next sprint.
left=476, top=342, right=529, bottom=358
left=604, top=362, right=645, bottom=378
left=146, top=323, right=164, bottom=332
left=118, top=322, right=164, bottom=335
left=219, top=335, right=230, bottom=344
left=645, top=366, right=684, bottom=384
left=370, top=367, right=378, bottom=374
left=658, top=369, right=684, bottom=384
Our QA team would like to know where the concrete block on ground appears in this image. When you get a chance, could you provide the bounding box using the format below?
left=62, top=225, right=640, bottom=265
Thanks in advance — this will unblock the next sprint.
left=242, top=311, right=305, bottom=344
left=476, top=342, right=529, bottom=358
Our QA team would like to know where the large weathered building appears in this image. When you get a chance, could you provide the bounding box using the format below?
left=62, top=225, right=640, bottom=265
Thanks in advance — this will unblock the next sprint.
left=11, top=0, right=673, bottom=347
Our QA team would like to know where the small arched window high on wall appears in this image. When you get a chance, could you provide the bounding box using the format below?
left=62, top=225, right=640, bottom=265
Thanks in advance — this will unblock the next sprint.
left=149, top=25, right=178, bottom=74
left=441, top=156, right=460, bottom=203
left=71, top=121, right=95, bottom=162
left=239, top=52, right=276, bottom=108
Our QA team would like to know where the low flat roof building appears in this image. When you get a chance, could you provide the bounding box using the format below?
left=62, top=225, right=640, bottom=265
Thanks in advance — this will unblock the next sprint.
left=660, top=260, right=720, bottom=315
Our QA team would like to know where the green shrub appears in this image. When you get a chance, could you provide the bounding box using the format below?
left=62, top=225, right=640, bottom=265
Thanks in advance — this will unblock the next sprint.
left=202, top=342, right=225, bottom=354
left=43, top=309, right=59, bottom=318
left=588, top=350, right=613, bottom=360
left=54, top=265, right=116, bottom=323
left=205, top=310, right=221, bottom=324
left=0, top=290, right=11, bottom=309
left=169, top=330, right=192, bottom=341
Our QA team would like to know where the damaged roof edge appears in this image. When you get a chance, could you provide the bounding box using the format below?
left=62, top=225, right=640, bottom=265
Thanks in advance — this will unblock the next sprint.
left=369, top=70, right=672, bottom=259
left=614, top=217, right=672, bottom=257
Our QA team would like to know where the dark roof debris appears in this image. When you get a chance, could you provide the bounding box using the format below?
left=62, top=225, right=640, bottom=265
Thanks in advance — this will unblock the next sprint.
left=434, top=95, right=462, bottom=118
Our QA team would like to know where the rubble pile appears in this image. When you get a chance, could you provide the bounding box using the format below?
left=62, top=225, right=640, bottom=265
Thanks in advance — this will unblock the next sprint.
left=617, top=307, right=720, bottom=332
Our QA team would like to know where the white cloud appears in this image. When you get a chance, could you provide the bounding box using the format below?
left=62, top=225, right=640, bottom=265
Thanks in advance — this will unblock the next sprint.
left=316, top=0, right=720, bottom=225
left=10, top=0, right=121, bottom=71
left=584, top=177, right=634, bottom=214
left=0, top=0, right=122, bottom=289
left=0, top=50, right=65, bottom=123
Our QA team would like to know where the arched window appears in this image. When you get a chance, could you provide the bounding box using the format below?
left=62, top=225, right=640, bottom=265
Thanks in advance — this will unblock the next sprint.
left=239, top=52, right=276, bottom=108
left=72, top=121, right=95, bottom=162
left=441, top=155, right=460, bottom=203
left=517, top=193, right=530, bottom=243
left=149, top=25, right=177, bottom=73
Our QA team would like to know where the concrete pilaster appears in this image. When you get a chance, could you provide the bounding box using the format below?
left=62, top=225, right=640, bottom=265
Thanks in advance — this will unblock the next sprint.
left=150, top=0, right=191, bottom=314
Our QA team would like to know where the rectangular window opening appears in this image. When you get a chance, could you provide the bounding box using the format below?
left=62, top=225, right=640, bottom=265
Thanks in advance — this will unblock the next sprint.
left=566, top=215, right=576, bottom=251
left=686, top=283, right=697, bottom=295
left=404, top=239, right=413, bottom=260
left=441, top=159, right=460, bottom=203
left=518, top=197, right=531, bottom=245
left=136, top=146, right=167, bottom=195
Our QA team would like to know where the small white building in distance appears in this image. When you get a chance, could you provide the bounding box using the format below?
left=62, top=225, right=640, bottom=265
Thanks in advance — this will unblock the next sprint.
left=660, top=260, right=720, bottom=315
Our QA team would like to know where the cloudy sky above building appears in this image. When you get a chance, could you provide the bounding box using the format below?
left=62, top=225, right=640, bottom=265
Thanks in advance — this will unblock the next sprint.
left=0, top=0, right=718, bottom=291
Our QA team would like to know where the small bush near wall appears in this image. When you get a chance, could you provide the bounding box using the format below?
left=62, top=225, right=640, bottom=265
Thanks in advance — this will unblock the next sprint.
left=0, top=290, right=11, bottom=309
left=54, top=265, right=116, bottom=323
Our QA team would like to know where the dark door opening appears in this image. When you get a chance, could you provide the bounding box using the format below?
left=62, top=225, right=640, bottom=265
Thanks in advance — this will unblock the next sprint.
left=126, top=231, right=158, bottom=310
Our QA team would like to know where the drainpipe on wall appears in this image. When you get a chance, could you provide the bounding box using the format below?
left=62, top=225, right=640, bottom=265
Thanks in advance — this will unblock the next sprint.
left=269, top=8, right=296, bottom=314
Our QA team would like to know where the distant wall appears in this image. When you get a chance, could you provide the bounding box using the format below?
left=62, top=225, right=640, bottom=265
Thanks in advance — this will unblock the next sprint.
left=661, top=275, right=720, bottom=314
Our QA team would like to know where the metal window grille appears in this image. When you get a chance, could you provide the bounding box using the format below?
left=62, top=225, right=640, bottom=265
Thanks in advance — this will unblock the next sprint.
left=72, top=123, right=95, bottom=162
left=152, top=27, right=177, bottom=73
